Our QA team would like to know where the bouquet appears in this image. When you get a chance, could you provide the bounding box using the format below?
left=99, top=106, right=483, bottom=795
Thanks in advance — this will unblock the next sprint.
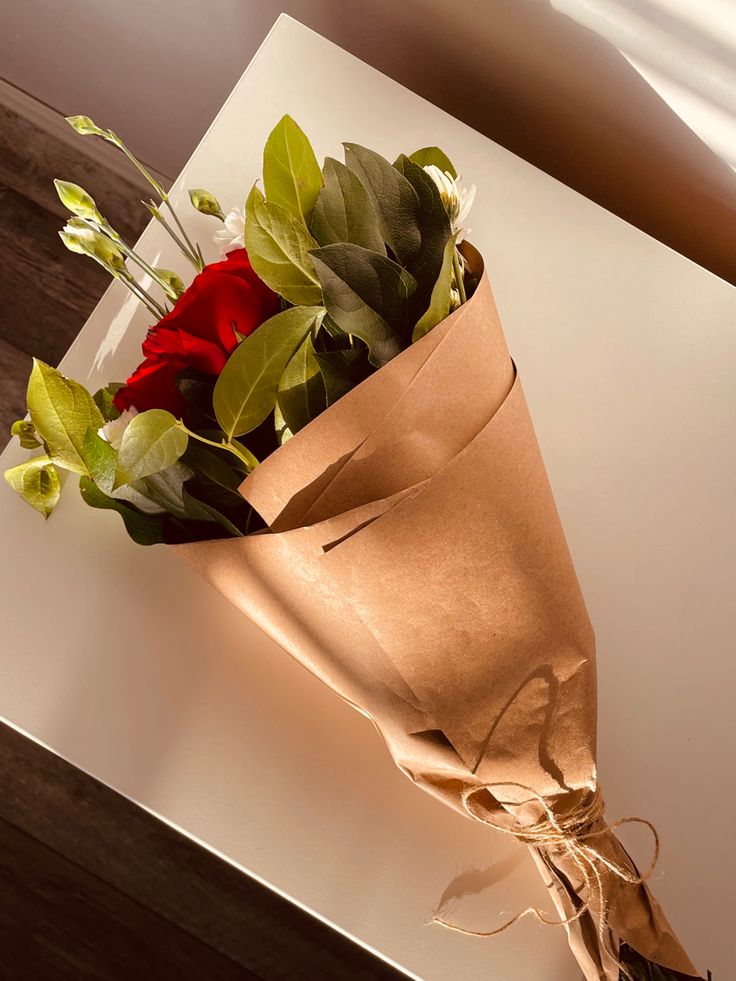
left=5, top=113, right=706, bottom=981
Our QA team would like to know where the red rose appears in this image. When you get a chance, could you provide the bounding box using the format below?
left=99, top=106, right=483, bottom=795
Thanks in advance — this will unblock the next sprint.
left=114, top=248, right=279, bottom=415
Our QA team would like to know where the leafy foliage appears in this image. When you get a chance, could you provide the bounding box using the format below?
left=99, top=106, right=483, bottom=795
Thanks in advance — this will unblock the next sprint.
left=263, top=114, right=323, bottom=223
left=407, top=146, right=457, bottom=178
left=213, top=305, right=324, bottom=438
left=310, top=244, right=414, bottom=365
left=26, top=359, right=104, bottom=474
left=244, top=184, right=322, bottom=305
left=277, top=334, right=326, bottom=439
left=6, top=112, right=469, bottom=545
left=343, top=142, right=421, bottom=265
left=310, top=157, right=385, bottom=253
left=4, top=456, right=60, bottom=518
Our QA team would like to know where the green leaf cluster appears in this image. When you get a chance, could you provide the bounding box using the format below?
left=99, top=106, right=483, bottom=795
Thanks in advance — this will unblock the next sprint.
left=237, top=114, right=464, bottom=448
left=4, top=360, right=258, bottom=542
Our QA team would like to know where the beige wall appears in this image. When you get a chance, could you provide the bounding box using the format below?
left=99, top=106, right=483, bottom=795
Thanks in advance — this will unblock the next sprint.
left=2, top=0, right=735, bottom=285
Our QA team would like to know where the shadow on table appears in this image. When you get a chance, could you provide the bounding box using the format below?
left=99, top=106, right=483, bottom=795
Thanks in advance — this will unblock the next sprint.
left=256, top=0, right=736, bottom=285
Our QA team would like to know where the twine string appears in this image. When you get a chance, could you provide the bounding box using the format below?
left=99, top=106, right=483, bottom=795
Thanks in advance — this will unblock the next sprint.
left=433, top=782, right=660, bottom=981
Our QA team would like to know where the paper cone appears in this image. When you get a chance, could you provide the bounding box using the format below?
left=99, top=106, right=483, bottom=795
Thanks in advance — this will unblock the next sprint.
left=176, top=247, right=699, bottom=980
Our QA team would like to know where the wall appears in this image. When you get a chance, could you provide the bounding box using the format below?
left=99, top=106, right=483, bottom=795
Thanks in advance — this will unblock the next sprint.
left=2, top=0, right=735, bottom=285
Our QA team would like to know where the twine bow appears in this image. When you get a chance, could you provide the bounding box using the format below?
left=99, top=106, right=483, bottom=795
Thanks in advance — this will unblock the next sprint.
left=433, top=782, right=659, bottom=980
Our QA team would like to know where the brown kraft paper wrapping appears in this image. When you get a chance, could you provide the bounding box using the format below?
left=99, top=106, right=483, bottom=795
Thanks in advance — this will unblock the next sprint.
left=176, top=246, right=700, bottom=980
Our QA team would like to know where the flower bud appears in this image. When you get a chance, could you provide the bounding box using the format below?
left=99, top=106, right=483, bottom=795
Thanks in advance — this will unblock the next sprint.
left=54, top=179, right=104, bottom=223
left=66, top=115, right=106, bottom=137
left=188, top=188, right=225, bottom=220
left=143, top=200, right=162, bottom=220
left=60, top=225, right=126, bottom=274
left=154, top=268, right=186, bottom=299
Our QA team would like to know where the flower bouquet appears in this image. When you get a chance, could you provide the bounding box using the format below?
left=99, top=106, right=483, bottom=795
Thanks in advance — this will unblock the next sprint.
left=5, top=114, right=707, bottom=981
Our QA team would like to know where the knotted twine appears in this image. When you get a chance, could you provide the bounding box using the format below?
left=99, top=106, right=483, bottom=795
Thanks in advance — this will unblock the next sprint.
left=433, top=782, right=660, bottom=981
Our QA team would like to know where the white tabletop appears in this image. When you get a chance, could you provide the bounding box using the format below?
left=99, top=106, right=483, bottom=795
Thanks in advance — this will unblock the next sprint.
left=1, top=15, right=733, bottom=980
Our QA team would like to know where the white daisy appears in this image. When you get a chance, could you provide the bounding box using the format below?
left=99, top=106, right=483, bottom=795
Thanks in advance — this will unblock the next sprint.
left=214, top=207, right=245, bottom=256
left=423, top=165, right=476, bottom=242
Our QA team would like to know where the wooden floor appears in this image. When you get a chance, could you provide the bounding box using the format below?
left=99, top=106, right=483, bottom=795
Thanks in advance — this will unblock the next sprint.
left=0, top=90, right=402, bottom=979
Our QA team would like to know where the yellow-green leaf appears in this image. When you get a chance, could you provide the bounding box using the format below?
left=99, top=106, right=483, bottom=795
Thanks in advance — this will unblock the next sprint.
left=82, top=428, right=117, bottom=493
left=407, top=146, right=457, bottom=179
left=413, top=234, right=457, bottom=342
left=26, top=360, right=104, bottom=474
left=5, top=456, right=61, bottom=519
left=117, top=410, right=188, bottom=483
left=244, top=184, right=322, bottom=305
left=263, top=115, right=322, bottom=223
left=213, top=306, right=323, bottom=438
left=277, top=334, right=326, bottom=437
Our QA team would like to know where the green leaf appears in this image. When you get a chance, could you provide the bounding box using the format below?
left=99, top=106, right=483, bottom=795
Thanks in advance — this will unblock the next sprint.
left=394, top=154, right=452, bottom=313
left=343, top=143, right=421, bottom=265
left=117, top=409, right=188, bottom=483
left=277, top=334, right=326, bottom=437
left=26, top=360, right=104, bottom=474
left=92, top=383, right=123, bottom=422
left=273, top=399, right=292, bottom=444
left=79, top=476, right=165, bottom=546
left=181, top=486, right=244, bottom=537
left=309, top=244, right=414, bottom=365
left=413, top=234, right=457, bottom=342
left=314, top=346, right=372, bottom=406
left=82, top=427, right=117, bottom=493
left=310, top=157, right=385, bottom=253
left=263, top=115, right=323, bottom=223
left=182, top=442, right=247, bottom=507
left=11, top=419, right=41, bottom=449
left=244, top=184, right=322, bottom=305
left=407, top=146, right=457, bottom=179
left=4, top=456, right=60, bottom=518
left=213, top=306, right=323, bottom=438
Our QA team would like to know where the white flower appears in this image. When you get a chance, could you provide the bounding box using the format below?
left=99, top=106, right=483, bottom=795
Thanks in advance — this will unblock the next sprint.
left=214, top=207, right=245, bottom=256
left=98, top=406, right=138, bottom=450
left=423, top=165, right=476, bottom=242
left=62, top=222, right=95, bottom=242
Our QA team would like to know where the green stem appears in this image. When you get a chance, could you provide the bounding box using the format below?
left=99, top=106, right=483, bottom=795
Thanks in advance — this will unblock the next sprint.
left=177, top=424, right=255, bottom=470
left=453, top=248, right=467, bottom=304
left=109, top=132, right=166, bottom=198
left=164, top=198, right=204, bottom=272
left=105, top=130, right=203, bottom=272
left=147, top=204, right=201, bottom=270
left=113, top=272, right=163, bottom=319
left=85, top=219, right=179, bottom=300
left=121, top=271, right=168, bottom=318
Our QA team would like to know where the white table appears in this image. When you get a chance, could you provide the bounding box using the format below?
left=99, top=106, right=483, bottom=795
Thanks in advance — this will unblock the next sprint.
left=1, top=15, right=733, bottom=980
